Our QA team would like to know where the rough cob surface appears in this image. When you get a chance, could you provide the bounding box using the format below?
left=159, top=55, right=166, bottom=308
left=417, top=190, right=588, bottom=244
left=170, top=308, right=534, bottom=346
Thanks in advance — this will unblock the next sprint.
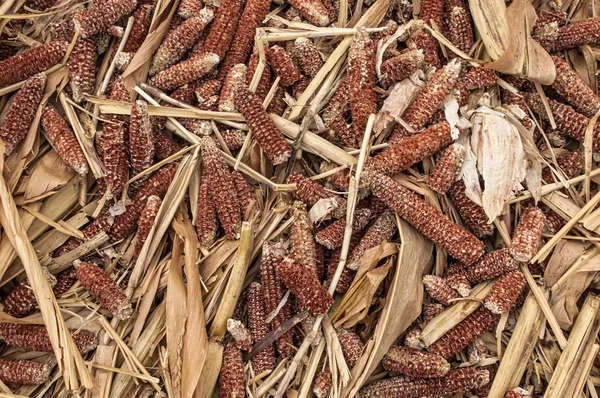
left=0, top=41, right=67, bottom=88
left=0, top=359, right=51, bottom=385
left=382, top=345, right=450, bottom=378
left=41, top=106, right=88, bottom=175
left=0, top=323, right=97, bottom=354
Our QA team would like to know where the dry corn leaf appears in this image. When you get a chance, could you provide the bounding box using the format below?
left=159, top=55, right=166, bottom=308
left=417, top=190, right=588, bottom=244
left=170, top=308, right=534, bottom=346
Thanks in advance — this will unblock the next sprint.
left=469, top=0, right=509, bottom=59
left=19, top=150, right=74, bottom=199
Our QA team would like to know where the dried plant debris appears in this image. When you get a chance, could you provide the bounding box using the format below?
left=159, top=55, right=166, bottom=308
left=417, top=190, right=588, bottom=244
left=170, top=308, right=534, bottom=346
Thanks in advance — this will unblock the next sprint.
left=0, top=0, right=599, bottom=395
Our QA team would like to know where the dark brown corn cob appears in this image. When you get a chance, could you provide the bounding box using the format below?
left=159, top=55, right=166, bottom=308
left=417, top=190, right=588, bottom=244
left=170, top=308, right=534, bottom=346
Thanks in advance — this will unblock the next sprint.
left=0, top=323, right=97, bottom=354
left=542, top=151, right=583, bottom=182
left=203, top=0, right=244, bottom=59
left=53, top=268, right=78, bottom=298
left=363, top=169, right=485, bottom=265
left=484, top=271, right=527, bottom=314
left=259, top=242, right=293, bottom=357
left=524, top=92, right=600, bottom=150
left=369, top=121, right=454, bottom=176
left=73, top=0, right=138, bottom=38
left=68, top=37, right=96, bottom=103
left=463, top=248, right=519, bottom=283
left=379, top=49, right=425, bottom=88
left=219, top=342, right=245, bottom=398
left=0, top=73, right=46, bottom=155
left=0, top=359, right=50, bottom=385
left=286, top=173, right=347, bottom=219
left=337, top=327, right=364, bottom=367
left=267, top=45, right=302, bottom=87
left=196, top=176, right=218, bottom=246
left=0, top=41, right=67, bottom=88
left=315, top=208, right=371, bottom=250
left=122, top=4, right=153, bottom=54
left=234, top=85, right=292, bottom=165
left=232, top=171, right=255, bottom=216
left=348, top=27, right=377, bottom=141
left=382, top=345, right=450, bottom=378
left=347, top=210, right=396, bottom=270
left=248, top=282, right=276, bottom=374
left=149, top=8, right=214, bottom=75
left=153, top=130, right=182, bottom=160
left=149, top=52, right=220, bottom=91
left=422, top=275, right=459, bottom=305
left=134, top=195, right=161, bottom=257
left=428, top=307, right=500, bottom=358
left=2, top=270, right=56, bottom=318
left=276, top=257, right=333, bottom=316
left=288, top=0, right=330, bottom=26
left=509, top=207, right=545, bottom=262
left=41, top=106, right=88, bottom=175
left=129, top=100, right=154, bottom=175
left=448, top=180, right=495, bottom=238
left=74, top=260, right=132, bottom=320
left=290, top=201, right=317, bottom=273
left=57, top=208, right=112, bottom=255
left=551, top=56, right=600, bottom=118
left=360, top=367, right=490, bottom=398
left=199, top=136, right=241, bottom=239
left=266, top=86, right=287, bottom=116
left=294, top=38, right=323, bottom=77
left=427, top=143, right=465, bottom=193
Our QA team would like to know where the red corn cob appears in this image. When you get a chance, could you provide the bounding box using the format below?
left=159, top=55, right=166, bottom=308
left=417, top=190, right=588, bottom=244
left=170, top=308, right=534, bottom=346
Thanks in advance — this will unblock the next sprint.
left=445, top=272, right=471, bottom=296
left=420, top=0, right=445, bottom=30
left=219, top=343, right=245, bottom=398
left=322, top=79, right=354, bottom=147
left=57, top=208, right=112, bottom=256
left=149, top=8, right=214, bottom=75
left=348, top=27, right=377, bottom=141
left=290, top=201, right=317, bottom=273
left=247, top=46, right=272, bottom=101
left=288, top=0, right=330, bottom=26
left=199, top=136, right=241, bottom=239
left=234, top=85, right=292, bottom=165
left=203, top=0, right=244, bottom=59
left=524, top=92, right=600, bottom=150
left=259, top=242, right=293, bottom=357
left=313, top=365, right=332, bottom=398
left=232, top=171, right=255, bottom=216
left=0, top=41, right=67, bottom=88
left=454, top=67, right=498, bottom=106
left=448, top=180, right=495, bottom=238
left=74, top=260, right=132, bottom=320
left=382, top=345, right=450, bottom=378
left=276, top=257, right=333, bottom=316
left=379, top=50, right=425, bottom=88
left=0, top=73, right=46, bottom=155
left=286, top=173, right=347, bottom=219
left=327, top=236, right=359, bottom=294
left=153, top=130, right=182, bottom=160
left=422, top=275, right=460, bottom=305
left=551, top=56, right=600, bottom=118
left=463, top=248, right=519, bottom=283
left=370, top=121, right=454, bottom=176
left=534, top=16, right=600, bottom=53
left=484, top=271, right=527, bottom=314
left=41, top=106, right=88, bottom=175
left=129, top=100, right=154, bottom=175
left=226, top=319, right=252, bottom=351
left=73, top=0, right=138, bottom=38
left=423, top=302, right=445, bottom=323
left=219, top=64, right=248, bottom=112
left=149, top=52, right=220, bottom=91
left=392, top=58, right=462, bottom=138
left=347, top=210, right=396, bottom=270
left=319, top=162, right=351, bottom=192
left=360, top=367, right=490, bottom=398
left=111, top=163, right=178, bottom=241
left=218, top=0, right=272, bottom=80
left=134, top=195, right=161, bottom=257
left=292, top=76, right=311, bottom=98
left=196, top=176, right=218, bottom=246
left=315, top=208, right=371, bottom=249
left=509, top=207, right=545, bottom=262
left=267, top=45, right=302, bottom=87
left=53, top=267, right=78, bottom=298
left=68, top=37, right=96, bottom=103
left=407, top=28, right=441, bottom=69
left=542, top=151, right=583, bottom=182
left=294, top=38, right=323, bottom=77
left=429, top=307, right=500, bottom=358
left=427, top=143, right=466, bottom=193
left=0, top=359, right=50, bottom=385
left=0, top=323, right=97, bottom=354
left=2, top=270, right=56, bottom=318
left=122, top=4, right=153, bottom=54
left=337, top=327, right=364, bottom=367
left=505, top=387, right=532, bottom=397
left=446, top=4, right=474, bottom=54
left=177, top=0, right=203, bottom=19
left=266, top=86, right=288, bottom=116
left=248, top=282, right=276, bottom=374
left=363, top=169, right=485, bottom=265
